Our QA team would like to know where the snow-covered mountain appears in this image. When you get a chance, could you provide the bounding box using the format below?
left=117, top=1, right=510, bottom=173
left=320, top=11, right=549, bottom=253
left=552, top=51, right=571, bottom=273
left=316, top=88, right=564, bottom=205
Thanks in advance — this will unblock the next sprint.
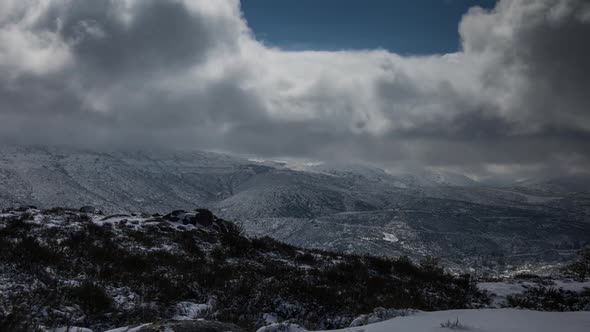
left=0, top=144, right=589, bottom=271
left=515, top=176, right=590, bottom=194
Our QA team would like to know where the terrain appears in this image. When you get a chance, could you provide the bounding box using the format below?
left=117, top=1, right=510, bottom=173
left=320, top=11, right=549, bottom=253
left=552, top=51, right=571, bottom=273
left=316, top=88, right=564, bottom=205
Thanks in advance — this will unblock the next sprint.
left=2, top=207, right=587, bottom=332
left=0, top=207, right=486, bottom=331
left=313, top=309, right=590, bottom=332
left=0, top=145, right=589, bottom=272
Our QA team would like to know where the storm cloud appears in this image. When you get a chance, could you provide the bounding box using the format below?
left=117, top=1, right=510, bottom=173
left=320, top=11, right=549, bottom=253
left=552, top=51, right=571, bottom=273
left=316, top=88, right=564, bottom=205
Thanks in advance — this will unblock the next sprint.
left=0, top=0, right=589, bottom=179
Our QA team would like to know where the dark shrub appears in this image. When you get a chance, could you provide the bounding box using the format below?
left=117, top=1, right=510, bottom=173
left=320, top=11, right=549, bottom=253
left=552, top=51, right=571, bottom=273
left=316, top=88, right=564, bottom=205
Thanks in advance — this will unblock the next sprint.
left=69, top=281, right=113, bottom=315
left=14, top=236, right=62, bottom=265
left=296, top=252, right=316, bottom=264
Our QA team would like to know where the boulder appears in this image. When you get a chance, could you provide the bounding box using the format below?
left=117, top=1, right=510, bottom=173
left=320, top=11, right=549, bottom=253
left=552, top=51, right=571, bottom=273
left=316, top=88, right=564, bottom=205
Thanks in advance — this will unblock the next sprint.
left=194, top=209, right=214, bottom=227
left=80, top=206, right=103, bottom=214
left=163, top=210, right=188, bottom=222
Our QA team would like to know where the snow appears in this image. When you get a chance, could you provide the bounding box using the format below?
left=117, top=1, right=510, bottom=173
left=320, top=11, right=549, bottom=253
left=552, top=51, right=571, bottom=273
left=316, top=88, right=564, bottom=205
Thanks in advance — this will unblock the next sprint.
left=349, top=308, right=417, bottom=327
left=382, top=232, right=399, bottom=243
left=46, top=328, right=93, bottom=332
left=553, top=280, right=590, bottom=292
left=172, top=300, right=215, bottom=320
left=103, top=324, right=151, bottom=332
left=262, top=313, right=280, bottom=324
left=256, top=322, right=308, bottom=332
left=477, top=281, right=537, bottom=306
left=314, top=309, right=590, bottom=332
left=478, top=280, right=590, bottom=307
left=1, top=144, right=589, bottom=273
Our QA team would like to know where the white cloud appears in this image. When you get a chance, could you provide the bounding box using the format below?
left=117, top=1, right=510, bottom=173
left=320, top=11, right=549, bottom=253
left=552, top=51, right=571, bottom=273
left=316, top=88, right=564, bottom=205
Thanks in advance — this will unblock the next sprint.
left=0, top=0, right=588, bottom=179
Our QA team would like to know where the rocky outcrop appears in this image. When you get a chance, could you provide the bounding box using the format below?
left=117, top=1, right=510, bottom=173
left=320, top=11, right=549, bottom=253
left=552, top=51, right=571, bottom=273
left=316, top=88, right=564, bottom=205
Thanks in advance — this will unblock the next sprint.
left=162, top=208, right=237, bottom=233
left=80, top=206, right=103, bottom=214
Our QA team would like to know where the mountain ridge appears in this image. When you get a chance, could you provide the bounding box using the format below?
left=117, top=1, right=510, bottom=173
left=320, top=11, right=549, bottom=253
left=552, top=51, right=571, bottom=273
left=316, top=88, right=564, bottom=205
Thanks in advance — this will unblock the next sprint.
left=1, top=144, right=589, bottom=272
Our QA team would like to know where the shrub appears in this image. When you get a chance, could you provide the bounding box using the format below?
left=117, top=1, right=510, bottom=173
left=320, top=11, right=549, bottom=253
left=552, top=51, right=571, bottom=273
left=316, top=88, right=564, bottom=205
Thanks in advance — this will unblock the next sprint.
left=506, top=286, right=590, bottom=311
left=0, top=207, right=489, bottom=331
left=440, top=317, right=465, bottom=329
left=14, top=236, right=62, bottom=265
left=296, top=252, right=316, bottom=264
left=68, top=281, right=113, bottom=315
left=562, top=248, right=590, bottom=281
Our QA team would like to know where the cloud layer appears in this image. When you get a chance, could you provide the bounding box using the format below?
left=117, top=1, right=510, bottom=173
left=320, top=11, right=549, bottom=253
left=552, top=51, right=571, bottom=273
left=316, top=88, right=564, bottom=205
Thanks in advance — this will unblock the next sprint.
left=0, top=0, right=589, bottom=179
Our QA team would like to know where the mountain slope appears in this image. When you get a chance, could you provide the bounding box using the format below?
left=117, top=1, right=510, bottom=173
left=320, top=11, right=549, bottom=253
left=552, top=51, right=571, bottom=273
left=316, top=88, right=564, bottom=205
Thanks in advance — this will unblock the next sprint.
left=0, top=145, right=589, bottom=271
left=0, top=207, right=486, bottom=331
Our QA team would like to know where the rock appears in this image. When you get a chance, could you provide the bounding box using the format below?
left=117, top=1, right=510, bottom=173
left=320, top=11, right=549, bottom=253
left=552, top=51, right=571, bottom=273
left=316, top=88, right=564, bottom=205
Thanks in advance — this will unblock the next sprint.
left=80, top=206, right=102, bottom=214
left=163, top=210, right=188, bottom=222
left=137, top=320, right=244, bottom=332
left=194, top=209, right=214, bottom=227
left=349, top=314, right=368, bottom=327
left=256, top=322, right=307, bottom=332
left=101, top=214, right=130, bottom=221
left=349, top=308, right=418, bottom=327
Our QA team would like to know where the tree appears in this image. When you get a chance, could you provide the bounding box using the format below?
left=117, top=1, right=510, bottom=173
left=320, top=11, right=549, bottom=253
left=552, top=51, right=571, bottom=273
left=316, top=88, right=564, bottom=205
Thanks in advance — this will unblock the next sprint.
left=564, top=248, right=590, bottom=281
left=419, top=256, right=443, bottom=274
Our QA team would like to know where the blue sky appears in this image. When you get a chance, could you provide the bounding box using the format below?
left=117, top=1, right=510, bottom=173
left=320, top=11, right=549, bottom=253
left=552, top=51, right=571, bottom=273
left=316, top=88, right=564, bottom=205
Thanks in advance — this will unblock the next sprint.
left=241, top=0, right=497, bottom=55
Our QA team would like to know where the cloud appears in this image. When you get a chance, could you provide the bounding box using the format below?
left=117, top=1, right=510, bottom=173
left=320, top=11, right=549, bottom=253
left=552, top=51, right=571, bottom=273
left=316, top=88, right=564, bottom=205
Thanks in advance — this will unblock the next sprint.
left=0, top=0, right=589, bottom=179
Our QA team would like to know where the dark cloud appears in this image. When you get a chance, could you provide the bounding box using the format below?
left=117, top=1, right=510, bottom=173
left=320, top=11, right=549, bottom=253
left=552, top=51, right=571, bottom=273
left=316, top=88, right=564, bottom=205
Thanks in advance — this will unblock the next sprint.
left=0, top=0, right=589, bottom=180
left=460, top=0, right=590, bottom=132
left=52, top=0, right=231, bottom=74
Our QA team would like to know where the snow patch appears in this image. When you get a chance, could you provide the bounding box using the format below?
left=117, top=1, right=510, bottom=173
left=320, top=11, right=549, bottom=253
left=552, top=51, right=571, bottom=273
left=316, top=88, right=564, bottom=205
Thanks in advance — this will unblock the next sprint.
left=256, top=322, right=308, bottom=332
left=172, top=297, right=216, bottom=320
left=350, top=308, right=417, bottom=327
left=103, top=324, right=152, bottom=332
left=314, top=309, right=590, bottom=332
left=478, top=280, right=590, bottom=307
left=382, top=232, right=399, bottom=243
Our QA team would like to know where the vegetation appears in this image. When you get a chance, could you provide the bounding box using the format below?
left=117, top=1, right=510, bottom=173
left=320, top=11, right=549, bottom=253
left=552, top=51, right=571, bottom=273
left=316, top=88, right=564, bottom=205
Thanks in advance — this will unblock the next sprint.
left=563, top=248, right=590, bottom=281
left=440, top=317, right=465, bottom=329
left=0, top=208, right=488, bottom=331
left=506, top=286, right=590, bottom=311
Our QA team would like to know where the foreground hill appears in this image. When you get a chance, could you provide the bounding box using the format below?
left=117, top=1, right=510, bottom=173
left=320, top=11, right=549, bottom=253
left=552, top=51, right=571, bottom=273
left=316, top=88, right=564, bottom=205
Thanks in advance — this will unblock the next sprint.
left=313, top=309, right=590, bottom=332
left=1, top=145, right=589, bottom=272
left=0, top=207, right=487, bottom=331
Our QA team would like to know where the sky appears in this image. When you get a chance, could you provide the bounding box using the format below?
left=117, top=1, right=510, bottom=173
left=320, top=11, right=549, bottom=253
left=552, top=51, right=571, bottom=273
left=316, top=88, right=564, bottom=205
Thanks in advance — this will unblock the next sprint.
left=0, top=0, right=589, bottom=181
left=241, top=0, right=496, bottom=54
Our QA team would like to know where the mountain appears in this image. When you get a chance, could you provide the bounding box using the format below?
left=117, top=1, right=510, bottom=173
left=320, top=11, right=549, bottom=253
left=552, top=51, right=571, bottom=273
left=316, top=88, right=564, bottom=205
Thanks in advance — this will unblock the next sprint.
left=0, top=145, right=282, bottom=214
left=515, top=176, right=590, bottom=194
left=0, top=144, right=589, bottom=272
left=300, top=162, right=479, bottom=188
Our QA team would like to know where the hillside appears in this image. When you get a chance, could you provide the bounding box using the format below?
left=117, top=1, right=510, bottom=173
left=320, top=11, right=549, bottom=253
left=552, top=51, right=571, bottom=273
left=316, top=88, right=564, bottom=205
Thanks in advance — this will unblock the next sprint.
left=0, top=207, right=487, bottom=331
left=313, top=309, right=590, bottom=332
left=0, top=145, right=589, bottom=272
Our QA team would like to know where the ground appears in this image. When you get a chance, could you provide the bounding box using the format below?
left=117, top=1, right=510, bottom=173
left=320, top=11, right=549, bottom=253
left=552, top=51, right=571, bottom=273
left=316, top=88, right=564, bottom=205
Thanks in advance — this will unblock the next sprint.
left=314, top=309, right=590, bottom=332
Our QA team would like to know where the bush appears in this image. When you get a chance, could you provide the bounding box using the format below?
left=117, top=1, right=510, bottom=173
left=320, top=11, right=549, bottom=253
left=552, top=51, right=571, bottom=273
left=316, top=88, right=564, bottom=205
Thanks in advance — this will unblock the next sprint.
left=507, top=286, right=590, bottom=311
left=68, top=281, right=113, bottom=315
left=14, top=236, right=62, bottom=265
left=562, top=248, right=590, bottom=281
left=440, top=317, right=465, bottom=329
left=296, top=252, right=316, bottom=264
